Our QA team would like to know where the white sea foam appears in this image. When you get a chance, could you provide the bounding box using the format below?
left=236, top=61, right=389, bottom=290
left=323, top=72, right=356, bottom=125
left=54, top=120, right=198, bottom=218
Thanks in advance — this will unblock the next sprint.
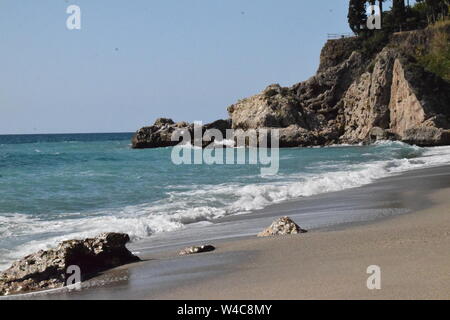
left=1, top=143, right=450, bottom=270
left=214, top=139, right=235, bottom=147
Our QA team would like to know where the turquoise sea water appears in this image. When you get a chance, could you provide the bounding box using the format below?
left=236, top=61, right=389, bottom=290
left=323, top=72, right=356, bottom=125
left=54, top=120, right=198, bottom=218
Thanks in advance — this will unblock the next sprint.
left=1, top=133, right=450, bottom=270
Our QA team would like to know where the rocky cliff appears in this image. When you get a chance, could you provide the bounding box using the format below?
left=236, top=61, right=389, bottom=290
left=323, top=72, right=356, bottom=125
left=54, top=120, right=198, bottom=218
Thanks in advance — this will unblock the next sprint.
left=133, top=25, right=450, bottom=148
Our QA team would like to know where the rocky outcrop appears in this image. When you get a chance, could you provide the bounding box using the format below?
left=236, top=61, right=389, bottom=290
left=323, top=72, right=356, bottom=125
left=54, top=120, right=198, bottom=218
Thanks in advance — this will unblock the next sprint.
left=402, top=127, right=450, bottom=146
left=340, top=48, right=400, bottom=143
left=131, top=118, right=232, bottom=149
left=131, top=118, right=191, bottom=149
left=257, top=217, right=307, bottom=237
left=178, top=245, right=216, bottom=256
left=0, top=233, right=140, bottom=296
left=227, top=30, right=450, bottom=147
left=133, top=27, right=450, bottom=148
left=343, top=53, right=450, bottom=144
left=228, top=51, right=366, bottom=147
left=318, top=36, right=362, bottom=72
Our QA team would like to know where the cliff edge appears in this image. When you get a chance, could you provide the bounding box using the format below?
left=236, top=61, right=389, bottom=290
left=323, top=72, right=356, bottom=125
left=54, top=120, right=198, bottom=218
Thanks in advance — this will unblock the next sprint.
left=133, top=24, right=450, bottom=148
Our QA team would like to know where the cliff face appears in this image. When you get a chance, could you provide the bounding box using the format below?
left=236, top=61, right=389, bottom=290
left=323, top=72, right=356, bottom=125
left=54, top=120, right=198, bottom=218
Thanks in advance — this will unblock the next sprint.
left=228, top=51, right=366, bottom=147
left=133, top=26, right=450, bottom=149
left=228, top=26, right=450, bottom=147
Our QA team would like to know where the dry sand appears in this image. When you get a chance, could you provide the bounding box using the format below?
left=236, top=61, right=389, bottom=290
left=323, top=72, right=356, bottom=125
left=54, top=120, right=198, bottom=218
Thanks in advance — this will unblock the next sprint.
left=152, top=188, right=450, bottom=300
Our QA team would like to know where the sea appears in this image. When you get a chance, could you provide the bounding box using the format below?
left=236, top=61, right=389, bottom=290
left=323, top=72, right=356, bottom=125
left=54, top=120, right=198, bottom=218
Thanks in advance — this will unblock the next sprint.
left=1, top=132, right=450, bottom=270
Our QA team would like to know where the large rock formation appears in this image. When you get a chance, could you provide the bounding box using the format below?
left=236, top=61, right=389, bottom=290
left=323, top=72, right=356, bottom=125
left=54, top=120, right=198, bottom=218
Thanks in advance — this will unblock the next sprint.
left=0, top=233, right=140, bottom=296
left=132, top=118, right=232, bottom=149
left=133, top=26, right=450, bottom=148
left=228, top=50, right=367, bottom=147
left=228, top=28, right=450, bottom=147
left=341, top=47, right=450, bottom=146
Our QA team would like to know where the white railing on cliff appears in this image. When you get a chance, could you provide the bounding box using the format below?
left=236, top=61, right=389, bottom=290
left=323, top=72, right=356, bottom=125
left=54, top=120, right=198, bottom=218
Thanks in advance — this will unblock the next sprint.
left=327, top=33, right=356, bottom=40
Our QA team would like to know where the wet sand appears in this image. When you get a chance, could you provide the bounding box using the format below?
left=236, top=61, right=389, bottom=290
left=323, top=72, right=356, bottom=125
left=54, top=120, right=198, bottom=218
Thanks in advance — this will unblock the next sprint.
left=6, top=165, right=450, bottom=300
left=154, top=187, right=450, bottom=299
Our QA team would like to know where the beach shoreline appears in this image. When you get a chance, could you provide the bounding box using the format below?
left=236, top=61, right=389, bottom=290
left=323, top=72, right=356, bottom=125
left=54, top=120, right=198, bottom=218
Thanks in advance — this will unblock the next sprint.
left=148, top=165, right=450, bottom=300
left=159, top=194, right=450, bottom=300
left=5, top=164, right=449, bottom=300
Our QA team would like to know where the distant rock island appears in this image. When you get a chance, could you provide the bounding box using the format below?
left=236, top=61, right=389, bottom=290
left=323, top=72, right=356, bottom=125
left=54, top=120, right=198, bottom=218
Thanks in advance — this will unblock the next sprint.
left=133, top=24, right=450, bottom=149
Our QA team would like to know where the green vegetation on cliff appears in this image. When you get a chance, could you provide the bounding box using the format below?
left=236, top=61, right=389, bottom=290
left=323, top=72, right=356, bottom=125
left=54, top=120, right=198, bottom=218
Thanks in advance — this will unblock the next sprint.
left=416, top=20, right=450, bottom=81
left=345, top=0, right=450, bottom=81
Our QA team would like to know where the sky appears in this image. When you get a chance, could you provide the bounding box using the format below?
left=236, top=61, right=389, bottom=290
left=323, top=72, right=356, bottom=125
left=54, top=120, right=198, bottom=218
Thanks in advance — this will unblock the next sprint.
left=0, top=0, right=354, bottom=134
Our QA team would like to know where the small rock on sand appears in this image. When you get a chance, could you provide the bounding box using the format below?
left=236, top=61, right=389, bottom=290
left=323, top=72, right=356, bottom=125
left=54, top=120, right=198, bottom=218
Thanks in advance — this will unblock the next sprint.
left=257, top=216, right=307, bottom=237
left=179, top=245, right=216, bottom=256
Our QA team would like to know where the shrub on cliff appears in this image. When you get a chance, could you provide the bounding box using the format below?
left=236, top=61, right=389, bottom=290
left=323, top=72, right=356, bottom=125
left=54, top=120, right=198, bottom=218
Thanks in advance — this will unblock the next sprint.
left=416, top=21, right=450, bottom=81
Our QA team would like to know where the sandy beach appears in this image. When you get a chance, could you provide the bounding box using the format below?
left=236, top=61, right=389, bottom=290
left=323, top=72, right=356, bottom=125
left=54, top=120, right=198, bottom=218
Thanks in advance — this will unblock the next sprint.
left=153, top=188, right=450, bottom=300
left=5, top=165, right=445, bottom=300
left=2, top=0, right=450, bottom=304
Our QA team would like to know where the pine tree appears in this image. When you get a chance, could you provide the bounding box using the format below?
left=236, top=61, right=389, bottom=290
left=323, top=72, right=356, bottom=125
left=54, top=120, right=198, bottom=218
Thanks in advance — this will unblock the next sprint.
left=392, top=0, right=407, bottom=31
left=348, top=0, right=367, bottom=34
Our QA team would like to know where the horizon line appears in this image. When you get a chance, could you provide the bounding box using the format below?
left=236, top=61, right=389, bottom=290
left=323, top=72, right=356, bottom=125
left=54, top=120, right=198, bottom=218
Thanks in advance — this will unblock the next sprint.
left=0, top=131, right=135, bottom=136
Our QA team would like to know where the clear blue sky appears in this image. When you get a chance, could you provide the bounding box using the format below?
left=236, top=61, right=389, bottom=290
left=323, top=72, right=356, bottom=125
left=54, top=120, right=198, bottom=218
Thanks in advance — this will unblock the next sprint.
left=0, top=0, right=353, bottom=134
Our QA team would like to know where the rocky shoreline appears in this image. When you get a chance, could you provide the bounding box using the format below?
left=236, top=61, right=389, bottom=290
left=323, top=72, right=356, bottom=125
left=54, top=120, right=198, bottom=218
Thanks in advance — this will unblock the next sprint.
left=0, top=218, right=305, bottom=296
left=132, top=25, right=450, bottom=149
left=0, top=233, right=140, bottom=296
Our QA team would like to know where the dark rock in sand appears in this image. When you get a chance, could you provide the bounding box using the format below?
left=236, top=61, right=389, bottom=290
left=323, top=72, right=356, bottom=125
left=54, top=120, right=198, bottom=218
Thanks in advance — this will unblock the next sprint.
left=257, top=217, right=307, bottom=237
left=178, top=245, right=216, bottom=256
left=0, top=233, right=140, bottom=296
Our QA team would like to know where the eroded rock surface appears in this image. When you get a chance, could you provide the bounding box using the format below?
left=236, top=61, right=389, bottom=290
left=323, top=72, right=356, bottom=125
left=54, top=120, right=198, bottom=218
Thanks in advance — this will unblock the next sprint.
left=0, top=233, right=140, bottom=296
left=229, top=45, right=450, bottom=147
left=133, top=26, right=450, bottom=148
left=257, top=217, right=307, bottom=237
left=131, top=118, right=232, bottom=149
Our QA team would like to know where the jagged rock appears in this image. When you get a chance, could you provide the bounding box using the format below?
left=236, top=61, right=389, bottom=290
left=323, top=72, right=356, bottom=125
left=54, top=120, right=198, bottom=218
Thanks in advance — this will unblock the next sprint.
left=133, top=26, right=450, bottom=148
left=318, top=36, right=361, bottom=73
left=340, top=48, right=400, bottom=143
left=402, top=127, right=450, bottom=147
left=341, top=47, right=450, bottom=144
left=364, top=127, right=399, bottom=143
left=228, top=51, right=364, bottom=147
left=131, top=118, right=188, bottom=149
left=227, top=35, right=450, bottom=148
left=178, top=245, right=216, bottom=256
left=257, top=217, right=307, bottom=237
left=227, top=84, right=302, bottom=131
left=389, top=60, right=427, bottom=138
left=0, top=233, right=140, bottom=296
left=154, top=118, right=175, bottom=127
left=131, top=118, right=232, bottom=149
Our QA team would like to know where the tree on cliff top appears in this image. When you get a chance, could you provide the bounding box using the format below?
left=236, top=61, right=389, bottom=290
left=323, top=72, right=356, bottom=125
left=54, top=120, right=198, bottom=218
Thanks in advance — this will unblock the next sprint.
left=348, top=0, right=367, bottom=35
left=392, top=0, right=407, bottom=31
left=416, top=0, right=450, bottom=23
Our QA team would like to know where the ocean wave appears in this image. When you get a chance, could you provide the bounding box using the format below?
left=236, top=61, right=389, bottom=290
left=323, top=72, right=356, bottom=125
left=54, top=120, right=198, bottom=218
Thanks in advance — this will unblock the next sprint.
left=1, top=143, right=450, bottom=271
